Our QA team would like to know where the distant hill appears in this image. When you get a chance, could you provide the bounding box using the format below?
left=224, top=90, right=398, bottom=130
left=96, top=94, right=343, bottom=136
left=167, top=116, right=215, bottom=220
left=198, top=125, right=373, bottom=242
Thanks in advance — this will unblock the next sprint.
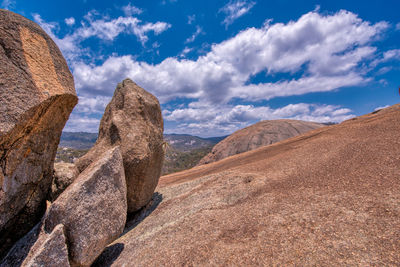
left=199, top=119, right=324, bottom=165
left=59, top=132, right=98, bottom=150
left=57, top=132, right=225, bottom=174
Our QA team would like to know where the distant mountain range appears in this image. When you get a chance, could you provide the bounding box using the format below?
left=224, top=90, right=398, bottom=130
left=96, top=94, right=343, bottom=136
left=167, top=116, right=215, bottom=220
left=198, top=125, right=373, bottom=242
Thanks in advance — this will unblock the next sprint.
left=59, top=132, right=98, bottom=149
left=57, top=132, right=226, bottom=175
left=59, top=132, right=226, bottom=151
left=163, top=134, right=226, bottom=152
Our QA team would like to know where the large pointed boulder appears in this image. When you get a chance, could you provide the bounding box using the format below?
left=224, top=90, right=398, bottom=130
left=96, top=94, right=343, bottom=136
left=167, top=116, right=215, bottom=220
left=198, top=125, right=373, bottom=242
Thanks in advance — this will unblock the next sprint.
left=45, top=147, right=127, bottom=266
left=0, top=10, right=77, bottom=258
left=76, top=79, right=164, bottom=212
left=22, top=224, right=70, bottom=267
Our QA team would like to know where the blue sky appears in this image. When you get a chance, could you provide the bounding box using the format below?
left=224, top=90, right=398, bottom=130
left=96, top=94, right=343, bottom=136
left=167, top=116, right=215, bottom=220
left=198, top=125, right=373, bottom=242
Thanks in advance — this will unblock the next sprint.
left=3, top=0, right=400, bottom=137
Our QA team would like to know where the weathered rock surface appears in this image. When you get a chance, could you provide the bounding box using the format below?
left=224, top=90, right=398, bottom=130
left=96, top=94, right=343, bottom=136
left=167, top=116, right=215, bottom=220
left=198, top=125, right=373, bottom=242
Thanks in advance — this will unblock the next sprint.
left=23, top=224, right=69, bottom=267
left=49, top=162, right=78, bottom=201
left=199, top=119, right=323, bottom=165
left=0, top=219, right=43, bottom=267
left=76, top=79, right=164, bottom=212
left=45, top=147, right=127, bottom=266
left=1, top=202, right=69, bottom=267
left=0, top=10, right=77, bottom=258
left=95, top=105, right=400, bottom=266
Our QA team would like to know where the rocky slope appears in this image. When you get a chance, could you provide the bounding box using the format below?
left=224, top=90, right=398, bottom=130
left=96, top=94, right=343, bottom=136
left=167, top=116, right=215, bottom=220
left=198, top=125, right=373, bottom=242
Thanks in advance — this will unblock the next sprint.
left=199, top=119, right=324, bottom=165
left=95, top=104, right=400, bottom=266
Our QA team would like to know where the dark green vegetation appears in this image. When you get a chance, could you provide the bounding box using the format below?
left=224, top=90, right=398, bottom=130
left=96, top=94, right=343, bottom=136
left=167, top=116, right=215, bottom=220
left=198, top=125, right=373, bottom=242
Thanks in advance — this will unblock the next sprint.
left=163, top=134, right=226, bottom=152
left=56, top=132, right=226, bottom=174
left=162, top=144, right=212, bottom=175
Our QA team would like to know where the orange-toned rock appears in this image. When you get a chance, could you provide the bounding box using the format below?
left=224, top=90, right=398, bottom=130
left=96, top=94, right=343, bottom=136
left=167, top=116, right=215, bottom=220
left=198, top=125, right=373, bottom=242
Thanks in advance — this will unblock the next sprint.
left=76, top=79, right=164, bottom=212
left=0, top=9, right=77, bottom=258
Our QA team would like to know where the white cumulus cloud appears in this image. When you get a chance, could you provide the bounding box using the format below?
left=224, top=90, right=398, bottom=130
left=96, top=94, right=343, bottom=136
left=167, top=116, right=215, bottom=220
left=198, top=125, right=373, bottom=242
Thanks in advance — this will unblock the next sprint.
left=72, top=10, right=388, bottom=106
left=63, top=114, right=101, bottom=133
left=38, top=9, right=395, bottom=135
left=163, top=103, right=354, bottom=136
left=33, top=11, right=171, bottom=61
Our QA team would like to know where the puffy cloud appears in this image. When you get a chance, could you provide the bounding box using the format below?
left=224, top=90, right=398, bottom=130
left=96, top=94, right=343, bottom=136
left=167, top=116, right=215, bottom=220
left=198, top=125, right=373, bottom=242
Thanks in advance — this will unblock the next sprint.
left=63, top=114, right=101, bottom=133
left=73, top=95, right=111, bottom=114
left=231, top=73, right=366, bottom=101
left=220, top=0, right=256, bottom=27
left=396, top=23, right=400, bottom=31
left=383, top=49, right=400, bottom=61
left=73, top=13, right=170, bottom=44
left=65, top=17, right=75, bottom=26
left=370, top=49, right=400, bottom=67
left=40, top=9, right=392, bottom=135
left=164, top=103, right=354, bottom=136
left=33, top=12, right=171, bottom=61
left=72, top=10, right=387, bottom=105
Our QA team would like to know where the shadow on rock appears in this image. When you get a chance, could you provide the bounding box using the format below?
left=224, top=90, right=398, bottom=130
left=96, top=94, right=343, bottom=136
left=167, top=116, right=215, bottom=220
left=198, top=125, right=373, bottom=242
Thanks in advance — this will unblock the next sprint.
left=0, top=220, right=42, bottom=266
left=92, top=192, right=163, bottom=266
left=124, top=192, right=163, bottom=234
left=91, top=243, right=124, bottom=267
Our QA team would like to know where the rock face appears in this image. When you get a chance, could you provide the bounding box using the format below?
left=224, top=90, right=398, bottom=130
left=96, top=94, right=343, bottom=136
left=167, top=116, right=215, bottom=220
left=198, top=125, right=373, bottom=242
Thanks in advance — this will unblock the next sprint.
left=199, top=119, right=323, bottom=165
left=2, top=147, right=127, bottom=267
left=0, top=201, right=69, bottom=267
left=45, top=147, right=127, bottom=266
left=76, top=79, right=164, bottom=212
left=0, top=10, right=77, bottom=257
left=23, top=224, right=69, bottom=267
left=1, top=218, right=44, bottom=267
left=49, top=162, right=78, bottom=201
left=96, top=105, right=400, bottom=266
